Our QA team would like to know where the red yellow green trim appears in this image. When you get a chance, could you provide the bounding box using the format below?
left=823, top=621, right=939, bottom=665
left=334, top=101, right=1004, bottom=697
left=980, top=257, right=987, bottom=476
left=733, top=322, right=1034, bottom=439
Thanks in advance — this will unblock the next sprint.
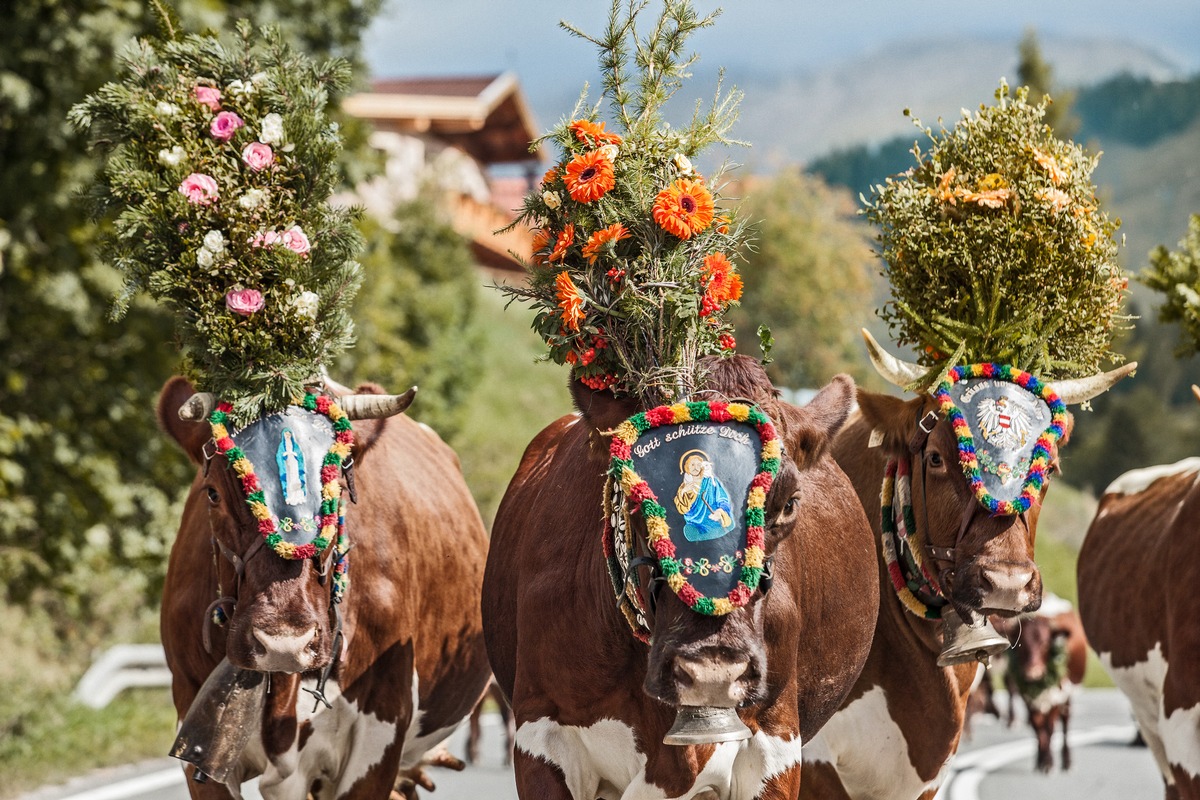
left=931, top=363, right=1067, bottom=516
left=208, top=393, right=353, bottom=560
left=607, top=400, right=781, bottom=616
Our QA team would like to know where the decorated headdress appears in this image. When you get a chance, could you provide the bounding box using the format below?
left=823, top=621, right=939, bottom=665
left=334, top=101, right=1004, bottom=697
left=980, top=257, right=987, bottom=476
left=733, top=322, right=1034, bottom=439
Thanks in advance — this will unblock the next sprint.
left=70, top=22, right=363, bottom=424
left=862, top=81, right=1135, bottom=514
left=501, top=0, right=748, bottom=407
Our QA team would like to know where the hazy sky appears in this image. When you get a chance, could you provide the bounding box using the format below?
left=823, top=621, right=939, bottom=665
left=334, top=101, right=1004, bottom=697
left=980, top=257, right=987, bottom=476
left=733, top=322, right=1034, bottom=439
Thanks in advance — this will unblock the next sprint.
left=365, top=0, right=1200, bottom=110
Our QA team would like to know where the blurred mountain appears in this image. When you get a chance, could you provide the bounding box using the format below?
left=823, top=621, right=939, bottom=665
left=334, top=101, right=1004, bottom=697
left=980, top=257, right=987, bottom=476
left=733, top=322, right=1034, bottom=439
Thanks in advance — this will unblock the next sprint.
left=730, top=34, right=1184, bottom=168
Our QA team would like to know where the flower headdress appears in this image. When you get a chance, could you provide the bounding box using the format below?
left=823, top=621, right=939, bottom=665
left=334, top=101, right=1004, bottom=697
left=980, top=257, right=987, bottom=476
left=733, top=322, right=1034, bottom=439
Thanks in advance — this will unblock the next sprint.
left=501, top=0, right=748, bottom=406
left=71, top=22, right=362, bottom=423
left=865, top=80, right=1127, bottom=379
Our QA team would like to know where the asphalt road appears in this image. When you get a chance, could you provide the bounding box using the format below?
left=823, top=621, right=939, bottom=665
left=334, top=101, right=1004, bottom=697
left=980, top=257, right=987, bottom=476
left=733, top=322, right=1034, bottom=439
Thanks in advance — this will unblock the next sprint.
left=22, top=689, right=1161, bottom=800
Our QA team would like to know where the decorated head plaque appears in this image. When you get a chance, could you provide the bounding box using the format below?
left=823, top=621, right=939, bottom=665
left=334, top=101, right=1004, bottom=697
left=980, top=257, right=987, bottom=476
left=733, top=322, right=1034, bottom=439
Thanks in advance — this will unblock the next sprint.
left=208, top=393, right=353, bottom=561
left=606, top=401, right=781, bottom=621
left=932, top=364, right=1068, bottom=516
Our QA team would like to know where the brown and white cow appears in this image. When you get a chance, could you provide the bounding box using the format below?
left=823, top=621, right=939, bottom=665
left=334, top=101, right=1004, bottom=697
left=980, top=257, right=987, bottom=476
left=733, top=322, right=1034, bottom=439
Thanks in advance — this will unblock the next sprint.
left=482, top=356, right=880, bottom=799
left=157, top=376, right=492, bottom=799
left=799, top=332, right=1132, bottom=800
left=993, top=601, right=1088, bottom=772
left=1079, top=450, right=1200, bottom=799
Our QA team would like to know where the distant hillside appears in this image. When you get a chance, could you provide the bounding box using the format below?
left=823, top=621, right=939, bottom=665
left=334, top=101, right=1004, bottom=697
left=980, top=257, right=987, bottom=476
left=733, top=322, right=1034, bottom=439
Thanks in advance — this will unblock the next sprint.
left=730, top=34, right=1182, bottom=168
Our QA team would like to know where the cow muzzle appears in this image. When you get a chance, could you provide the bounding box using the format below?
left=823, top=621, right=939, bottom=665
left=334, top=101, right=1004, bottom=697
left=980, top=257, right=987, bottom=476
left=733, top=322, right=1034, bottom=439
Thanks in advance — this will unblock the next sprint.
left=245, top=623, right=322, bottom=673
left=976, top=563, right=1041, bottom=614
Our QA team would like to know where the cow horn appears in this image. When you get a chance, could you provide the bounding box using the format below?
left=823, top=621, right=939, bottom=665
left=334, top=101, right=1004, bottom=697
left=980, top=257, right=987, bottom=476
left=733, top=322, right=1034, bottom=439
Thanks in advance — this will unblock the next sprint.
left=1046, top=362, right=1137, bottom=405
left=178, top=392, right=217, bottom=421
left=1192, top=384, right=1200, bottom=405
left=862, top=328, right=928, bottom=388
left=339, top=387, right=417, bottom=419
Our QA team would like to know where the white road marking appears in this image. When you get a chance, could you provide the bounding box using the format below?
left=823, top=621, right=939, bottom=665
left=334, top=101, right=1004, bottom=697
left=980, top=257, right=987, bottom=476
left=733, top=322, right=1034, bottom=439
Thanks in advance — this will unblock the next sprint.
left=934, top=724, right=1135, bottom=800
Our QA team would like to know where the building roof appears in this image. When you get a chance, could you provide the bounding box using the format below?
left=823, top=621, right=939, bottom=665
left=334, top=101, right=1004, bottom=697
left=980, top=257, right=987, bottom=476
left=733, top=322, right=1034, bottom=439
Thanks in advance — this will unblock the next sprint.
left=343, top=72, right=543, bottom=164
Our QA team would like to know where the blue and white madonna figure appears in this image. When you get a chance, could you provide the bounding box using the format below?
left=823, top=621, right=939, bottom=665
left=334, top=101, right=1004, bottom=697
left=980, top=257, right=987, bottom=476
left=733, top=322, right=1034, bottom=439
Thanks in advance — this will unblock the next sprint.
left=675, top=450, right=736, bottom=542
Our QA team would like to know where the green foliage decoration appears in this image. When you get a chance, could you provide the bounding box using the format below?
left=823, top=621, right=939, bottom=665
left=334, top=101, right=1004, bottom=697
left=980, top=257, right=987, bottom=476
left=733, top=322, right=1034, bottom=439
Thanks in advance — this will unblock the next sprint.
left=70, top=23, right=363, bottom=422
left=865, top=81, right=1128, bottom=379
left=1142, top=214, right=1200, bottom=355
left=501, top=0, right=748, bottom=405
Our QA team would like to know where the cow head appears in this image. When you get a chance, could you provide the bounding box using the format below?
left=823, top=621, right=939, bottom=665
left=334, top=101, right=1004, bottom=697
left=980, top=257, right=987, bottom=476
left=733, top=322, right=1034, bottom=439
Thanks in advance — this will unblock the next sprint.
left=608, top=358, right=856, bottom=718
left=859, top=329, right=1134, bottom=620
left=158, top=376, right=413, bottom=674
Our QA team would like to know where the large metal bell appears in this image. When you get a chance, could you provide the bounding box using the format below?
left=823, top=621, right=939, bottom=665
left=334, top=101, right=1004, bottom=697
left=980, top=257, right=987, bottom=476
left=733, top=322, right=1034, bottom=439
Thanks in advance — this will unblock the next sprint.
left=936, top=607, right=1010, bottom=667
left=170, top=658, right=266, bottom=785
left=663, top=705, right=753, bottom=745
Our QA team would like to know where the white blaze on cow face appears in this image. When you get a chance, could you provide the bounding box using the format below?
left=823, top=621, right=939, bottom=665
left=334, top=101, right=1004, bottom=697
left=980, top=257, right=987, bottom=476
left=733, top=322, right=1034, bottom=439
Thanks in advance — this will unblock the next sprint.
left=803, top=685, right=953, bottom=799
left=516, top=716, right=802, bottom=800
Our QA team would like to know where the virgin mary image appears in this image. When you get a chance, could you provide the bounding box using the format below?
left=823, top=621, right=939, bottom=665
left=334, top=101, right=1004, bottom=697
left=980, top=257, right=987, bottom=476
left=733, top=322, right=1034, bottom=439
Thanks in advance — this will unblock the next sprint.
left=674, top=450, right=736, bottom=542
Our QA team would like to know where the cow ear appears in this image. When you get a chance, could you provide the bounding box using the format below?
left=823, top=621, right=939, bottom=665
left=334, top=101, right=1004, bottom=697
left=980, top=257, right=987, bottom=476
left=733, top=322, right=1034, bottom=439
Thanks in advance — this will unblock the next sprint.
left=157, top=376, right=211, bottom=465
left=856, top=389, right=923, bottom=453
left=786, top=374, right=856, bottom=464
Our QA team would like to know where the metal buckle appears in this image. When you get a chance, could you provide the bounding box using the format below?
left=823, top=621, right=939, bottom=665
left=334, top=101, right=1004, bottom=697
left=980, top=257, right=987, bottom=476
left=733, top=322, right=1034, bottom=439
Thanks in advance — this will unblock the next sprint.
left=918, top=410, right=939, bottom=434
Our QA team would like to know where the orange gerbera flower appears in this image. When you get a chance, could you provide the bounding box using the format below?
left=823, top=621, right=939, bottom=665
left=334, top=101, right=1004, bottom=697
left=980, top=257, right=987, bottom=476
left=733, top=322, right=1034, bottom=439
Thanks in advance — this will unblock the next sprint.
left=703, top=252, right=743, bottom=304
left=530, top=229, right=553, bottom=265
left=581, top=223, right=631, bottom=264
left=548, top=224, right=575, bottom=262
left=570, top=119, right=623, bottom=146
left=563, top=150, right=616, bottom=203
left=542, top=167, right=559, bottom=187
left=652, top=178, right=714, bottom=239
left=1031, top=147, right=1066, bottom=185
left=555, top=270, right=585, bottom=331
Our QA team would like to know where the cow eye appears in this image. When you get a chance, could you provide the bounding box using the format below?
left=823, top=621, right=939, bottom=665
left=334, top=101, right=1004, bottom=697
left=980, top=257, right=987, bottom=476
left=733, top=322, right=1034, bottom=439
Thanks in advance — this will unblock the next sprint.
left=206, top=487, right=221, bottom=505
left=927, top=451, right=944, bottom=468
left=785, top=496, right=799, bottom=514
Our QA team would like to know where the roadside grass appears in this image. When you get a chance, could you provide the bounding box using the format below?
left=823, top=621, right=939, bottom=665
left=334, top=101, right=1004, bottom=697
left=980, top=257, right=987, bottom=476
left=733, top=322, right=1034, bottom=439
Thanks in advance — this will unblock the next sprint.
left=451, top=284, right=574, bottom=527
left=1033, top=482, right=1112, bottom=689
left=0, top=688, right=176, bottom=799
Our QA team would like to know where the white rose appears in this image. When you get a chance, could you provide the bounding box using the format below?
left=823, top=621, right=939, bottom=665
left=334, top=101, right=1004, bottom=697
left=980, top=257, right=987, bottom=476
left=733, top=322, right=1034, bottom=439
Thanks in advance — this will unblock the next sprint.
left=543, top=191, right=562, bottom=210
left=599, top=144, right=619, bottom=162
left=260, top=113, right=284, bottom=145
left=238, top=188, right=267, bottom=209
left=227, top=79, right=255, bottom=97
left=157, top=146, right=186, bottom=166
left=156, top=101, right=180, bottom=116
left=196, top=248, right=214, bottom=268
left=202, top=230, right=226, bottom=254
left=672, top=153, right=693, bottom=174
left=293, top=290, right=320, bottom=320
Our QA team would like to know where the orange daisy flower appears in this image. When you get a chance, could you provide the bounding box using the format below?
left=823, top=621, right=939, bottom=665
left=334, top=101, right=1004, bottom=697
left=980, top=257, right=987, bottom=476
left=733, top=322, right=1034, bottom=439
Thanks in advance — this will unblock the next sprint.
left=548, top=224, right=575, bottom=262
left=703, top=252, right=743, bottom=304
left=1031, top=147, right=1066, bottom=185
left=555, top=270, right=586, bottom=331
left=581, top=223, right=631, bottom=264
left=570, top=119, right=623, bottom=146
left=542, top=167, right=559, bottom=187
left=563, top=150, right=616, bottom=203
left=530, top=228, right=552, bottom=265
left=652, top=178, right=714, bottom=239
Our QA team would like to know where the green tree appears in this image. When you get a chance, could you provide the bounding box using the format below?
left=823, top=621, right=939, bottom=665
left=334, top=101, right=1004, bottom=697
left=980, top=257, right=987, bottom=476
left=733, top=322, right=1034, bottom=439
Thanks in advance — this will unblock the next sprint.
left=730, top=170, right=877, bottom=389
left=343, top=199, right=484, bottom=440
left=0, top=0, right=381, bottom=639
left=1017, top=28, right=1079, bottom=139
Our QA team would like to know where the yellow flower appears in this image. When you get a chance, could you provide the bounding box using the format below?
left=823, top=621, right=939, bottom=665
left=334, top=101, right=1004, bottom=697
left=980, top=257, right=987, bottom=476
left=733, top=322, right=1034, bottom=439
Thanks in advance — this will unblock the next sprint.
left=1036, top=188, right=1071, bottom=214
left=251, top=502, right=272, bottom=521
left=728, top=403, right=750, bottom=422
left=747, top=486, right=766, bottom=509
left=1032, top=147, right=1067, bottom=185
left=762, top=439, right=782, bottom=461
left=711, top=598, right=734, bottom=616
left=669, top=403, right=691, bottom=422
left=744, top=545, right=764, bottom=568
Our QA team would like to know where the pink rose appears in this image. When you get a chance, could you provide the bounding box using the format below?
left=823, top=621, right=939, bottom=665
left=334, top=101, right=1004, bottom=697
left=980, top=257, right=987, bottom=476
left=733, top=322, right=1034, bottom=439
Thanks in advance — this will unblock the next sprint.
left=282, top=225, right=311, bottom=256
left=210, top=111, right=245, bottom=142
left=178, top=173, right=219, bottom=205
left=194, top=85, right=221, bottom=112
left=241, top=142, right=274, bottom=171
left=225, top=288, right=265, bottom=316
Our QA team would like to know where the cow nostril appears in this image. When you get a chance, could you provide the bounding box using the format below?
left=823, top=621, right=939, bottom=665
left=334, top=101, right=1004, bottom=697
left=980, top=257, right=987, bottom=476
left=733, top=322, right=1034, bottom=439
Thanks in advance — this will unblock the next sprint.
left=673, top=661, right=695, bottom=688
